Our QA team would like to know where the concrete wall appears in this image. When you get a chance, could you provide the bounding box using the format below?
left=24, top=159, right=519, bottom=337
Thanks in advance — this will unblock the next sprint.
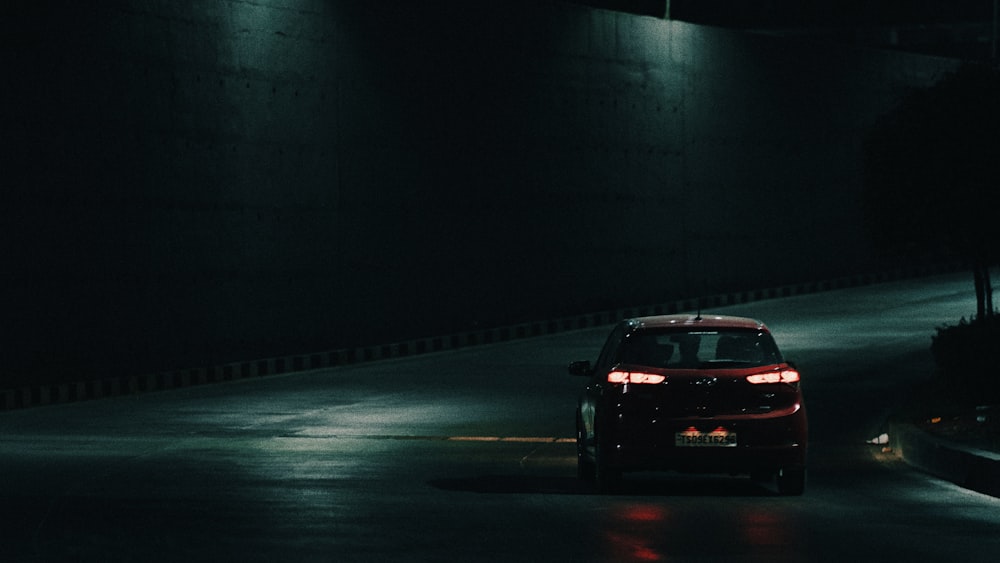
left=4, top=0, right=959, bottom=382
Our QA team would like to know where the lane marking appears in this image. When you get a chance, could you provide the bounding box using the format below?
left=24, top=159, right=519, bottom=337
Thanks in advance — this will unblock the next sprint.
left=448, top=436, right=575, bottom=443
left=282, top=434, right=574, bottom=443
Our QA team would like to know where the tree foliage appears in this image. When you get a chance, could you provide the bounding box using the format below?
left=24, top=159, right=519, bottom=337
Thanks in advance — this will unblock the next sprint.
left=863, top=63, right=1000, bottom=319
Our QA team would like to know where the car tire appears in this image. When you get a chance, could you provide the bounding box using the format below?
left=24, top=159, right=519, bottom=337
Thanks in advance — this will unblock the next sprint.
left=776, top=467, right=806, bottom=496
left=576, top=419, right=595, bottom=481
left=593, top=440, right=621, bottom=494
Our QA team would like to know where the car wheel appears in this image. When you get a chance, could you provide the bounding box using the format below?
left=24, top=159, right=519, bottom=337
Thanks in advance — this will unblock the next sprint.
left=776, top=467, right=806, bottom=496
left=576, top=419, right=595, bottom=481
left=593, top=440, right=621, bottom=494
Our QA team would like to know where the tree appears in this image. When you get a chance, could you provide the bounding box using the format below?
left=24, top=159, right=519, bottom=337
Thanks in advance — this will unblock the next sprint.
left=863, top=63, right=1000, bottom=319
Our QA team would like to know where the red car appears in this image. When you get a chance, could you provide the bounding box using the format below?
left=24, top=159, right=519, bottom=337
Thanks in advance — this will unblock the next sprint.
left=569, top=314, right=807, bottom=494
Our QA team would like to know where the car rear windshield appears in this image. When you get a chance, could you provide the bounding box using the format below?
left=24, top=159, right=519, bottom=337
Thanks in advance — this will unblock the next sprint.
left=619, top=329, right=783, bottom=369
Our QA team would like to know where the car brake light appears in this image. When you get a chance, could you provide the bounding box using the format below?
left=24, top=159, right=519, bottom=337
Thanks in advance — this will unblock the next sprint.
left=746, top=369, right=800, bottom=384
left=608, top=370, right=666, bottom=384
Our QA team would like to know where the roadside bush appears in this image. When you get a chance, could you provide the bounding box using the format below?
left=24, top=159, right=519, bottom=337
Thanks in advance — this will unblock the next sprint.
left=931, top=315, right=1000, bottom=395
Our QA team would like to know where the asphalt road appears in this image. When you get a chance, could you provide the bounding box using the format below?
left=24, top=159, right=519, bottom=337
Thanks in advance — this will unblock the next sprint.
left=2, top=272, right=999, bottom=562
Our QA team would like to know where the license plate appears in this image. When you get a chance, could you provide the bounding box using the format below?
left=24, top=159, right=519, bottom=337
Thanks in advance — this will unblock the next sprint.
left=675, top=428, right=737, bottom=447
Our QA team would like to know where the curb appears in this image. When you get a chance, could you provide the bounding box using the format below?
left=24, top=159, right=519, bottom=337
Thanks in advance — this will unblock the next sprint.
left=0, top=263, right=962, bottom=411
left=891, top=421, right=1000, bottom=498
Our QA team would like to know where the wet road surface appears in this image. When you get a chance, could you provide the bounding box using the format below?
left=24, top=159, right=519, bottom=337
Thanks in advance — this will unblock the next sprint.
left=2, top=272, right=999, bottom=562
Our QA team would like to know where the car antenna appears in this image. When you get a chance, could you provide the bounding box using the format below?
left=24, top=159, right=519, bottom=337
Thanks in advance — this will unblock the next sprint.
left=694, top=280, right=709, bottom=321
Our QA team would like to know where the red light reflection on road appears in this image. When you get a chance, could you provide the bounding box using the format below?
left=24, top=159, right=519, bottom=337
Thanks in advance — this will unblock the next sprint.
left=601, top=503, right=796, bottom=560
left=602, top=504, right=669, bottom=562
left=740, top=510, right=791, bottom=547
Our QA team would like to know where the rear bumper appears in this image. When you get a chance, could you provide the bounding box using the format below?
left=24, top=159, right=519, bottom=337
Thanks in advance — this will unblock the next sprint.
left=609, top=442, right=806, bottom=474
left=600, top=414, right=808, bottom=474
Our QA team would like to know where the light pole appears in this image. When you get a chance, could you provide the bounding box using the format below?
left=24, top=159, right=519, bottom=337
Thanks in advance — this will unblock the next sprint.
left=993, top=0, right=998, bottom=65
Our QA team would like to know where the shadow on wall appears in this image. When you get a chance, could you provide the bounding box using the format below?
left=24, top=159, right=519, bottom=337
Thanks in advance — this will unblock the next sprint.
left=2, top=0, right=958, bottom=384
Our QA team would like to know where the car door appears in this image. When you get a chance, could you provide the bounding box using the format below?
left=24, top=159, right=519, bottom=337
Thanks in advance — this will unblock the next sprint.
left=580, top=322, right=626, bottom=447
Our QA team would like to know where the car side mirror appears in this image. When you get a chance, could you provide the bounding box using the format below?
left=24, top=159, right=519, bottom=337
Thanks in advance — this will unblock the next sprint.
left=568, top=360, right=592, bottom=376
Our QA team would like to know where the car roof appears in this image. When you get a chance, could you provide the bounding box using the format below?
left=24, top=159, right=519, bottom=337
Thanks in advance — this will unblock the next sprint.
left=627, top=314, right=769, bottom=332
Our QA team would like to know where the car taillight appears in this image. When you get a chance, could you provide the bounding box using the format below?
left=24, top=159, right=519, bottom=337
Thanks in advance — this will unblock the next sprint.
left=608, top=370, right=666, bottom=384
left=746, top=369, right=800, bottom=385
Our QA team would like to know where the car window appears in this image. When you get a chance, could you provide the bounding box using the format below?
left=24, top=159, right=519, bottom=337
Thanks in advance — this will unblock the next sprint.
left=619, top=329, right=782, bottom=369
left=594, top=323, right=626, bottom=375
